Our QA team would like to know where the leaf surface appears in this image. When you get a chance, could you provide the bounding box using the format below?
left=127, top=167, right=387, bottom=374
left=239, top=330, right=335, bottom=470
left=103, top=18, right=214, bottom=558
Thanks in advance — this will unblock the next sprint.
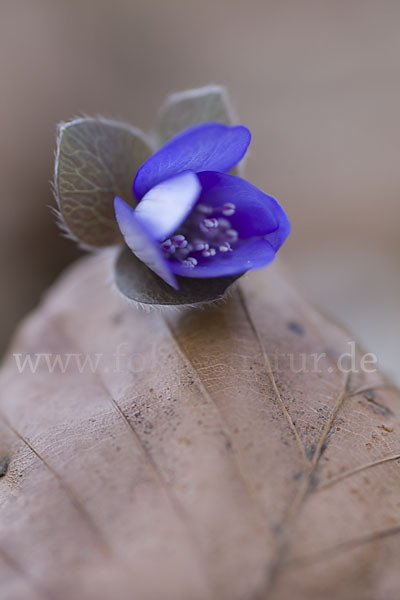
left=0, top=253, right=399, bottom=600
left=55, top=117, right=153, bottom=247
left=155, top=85, right=236, bottom=144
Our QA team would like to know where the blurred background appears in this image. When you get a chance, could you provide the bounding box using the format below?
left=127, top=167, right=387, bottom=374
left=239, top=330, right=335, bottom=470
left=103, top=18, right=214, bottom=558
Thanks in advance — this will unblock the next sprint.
left=0, top=0, right=399, bottom=382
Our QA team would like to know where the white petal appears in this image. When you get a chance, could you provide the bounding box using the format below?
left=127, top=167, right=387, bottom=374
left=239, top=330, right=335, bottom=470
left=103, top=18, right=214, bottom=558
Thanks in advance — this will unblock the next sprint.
left=134, top=171, right=201, bottom=241
left=114, top=196, right=178, bottom=289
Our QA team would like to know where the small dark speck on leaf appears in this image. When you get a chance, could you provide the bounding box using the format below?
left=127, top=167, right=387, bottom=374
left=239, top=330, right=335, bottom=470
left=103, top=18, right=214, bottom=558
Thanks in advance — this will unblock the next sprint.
left=287, top=321, right=305, bottom=336
left=292, top=471, right=303, bottom=481
left=359, top=395, right=393, bottom=416
left=272, top=522, right=284, bottom=536
left=378, top=424, right=394, bottom=433
left=306, top=444, right=316, bottom=461
left=0, top=456, right=10, bottom=478
left=144, top=421, right=153, bottom=434
left=309, top=471, right=319, bottom=490
left=111, top=312, right=125, bottom=325
left=320, top=441, right=328, bottom=455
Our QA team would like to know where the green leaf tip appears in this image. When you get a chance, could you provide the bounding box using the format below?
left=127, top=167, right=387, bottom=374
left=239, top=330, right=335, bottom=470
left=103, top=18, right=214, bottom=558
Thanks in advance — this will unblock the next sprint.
left=155, top=85, right=236, bottom=145
left=54, top=117, right=153, bottom=248
left=114, top=246, right=239, bottom=306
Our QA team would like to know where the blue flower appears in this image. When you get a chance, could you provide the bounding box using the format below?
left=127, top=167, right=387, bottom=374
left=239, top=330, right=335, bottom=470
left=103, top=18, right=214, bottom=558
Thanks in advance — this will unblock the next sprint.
left=114, top=122, right=290, bottom=290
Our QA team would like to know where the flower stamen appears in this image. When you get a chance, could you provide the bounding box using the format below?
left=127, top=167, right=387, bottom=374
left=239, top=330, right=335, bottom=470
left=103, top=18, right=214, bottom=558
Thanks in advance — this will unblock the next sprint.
left=171, top=234, right=188, bottom=248
left=222, top=202, right=236, bottom=216
left=200, top=217, right=219, bottom=232
left=161, top=239, right=176, bottom=253
left=195, top=203, right=213, bottom=215
left=183, top=256, right=198, bottom=268
left=160, top=203, right=240, bottom=268
left=217, top=218, right=231, bottom=229
left=226, top=229, right=238, bottom=242
left=202, top=248, right=216, bottom=257
left=218, top=242, right=232, bottom=253
left=194, top=241, right=209, bottom=251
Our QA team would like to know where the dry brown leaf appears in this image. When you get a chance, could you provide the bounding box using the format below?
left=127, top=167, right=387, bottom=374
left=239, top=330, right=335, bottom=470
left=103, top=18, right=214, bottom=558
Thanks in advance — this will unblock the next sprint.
left=0, top=252, right=399, bottom=600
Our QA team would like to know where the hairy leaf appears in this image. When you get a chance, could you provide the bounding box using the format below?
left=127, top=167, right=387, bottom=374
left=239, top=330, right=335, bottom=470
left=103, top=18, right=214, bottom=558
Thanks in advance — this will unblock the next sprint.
left=54, top=117, right=153, bottom=247
left=114, top=245, right=238, bottom=305
left=155, top=85, right=236, bottom=144
left=0, top=254, right=399, bottom=600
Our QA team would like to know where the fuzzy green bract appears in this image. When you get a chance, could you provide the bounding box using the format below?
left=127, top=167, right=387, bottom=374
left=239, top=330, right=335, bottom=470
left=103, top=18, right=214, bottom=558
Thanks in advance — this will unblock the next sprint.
left=115, top=246, right=239, bottom=306
left=54, top=117, right=153, bottom=248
